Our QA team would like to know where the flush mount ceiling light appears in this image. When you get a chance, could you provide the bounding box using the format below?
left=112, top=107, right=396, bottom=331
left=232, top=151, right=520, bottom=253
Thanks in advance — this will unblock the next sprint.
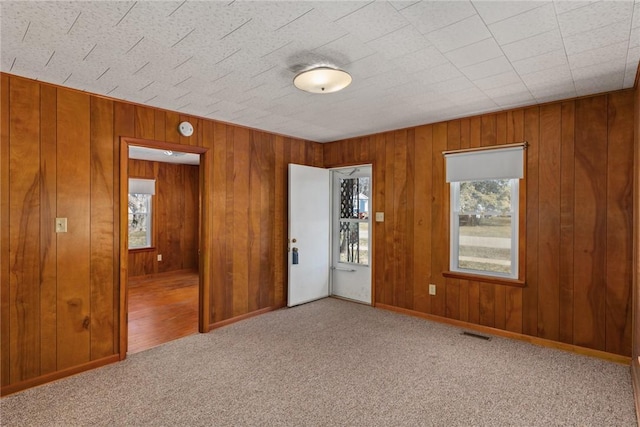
left=293, top=67, right=352, bottom=94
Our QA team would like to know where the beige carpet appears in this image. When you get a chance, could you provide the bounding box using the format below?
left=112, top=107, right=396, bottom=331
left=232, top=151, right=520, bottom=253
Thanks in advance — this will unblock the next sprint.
left=1, top=298, right=636, bottom=426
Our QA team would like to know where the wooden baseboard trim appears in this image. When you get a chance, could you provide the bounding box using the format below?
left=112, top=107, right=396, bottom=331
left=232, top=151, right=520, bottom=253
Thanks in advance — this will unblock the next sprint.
left=209, top=304, right=285, bottom=330
left=632, top=357, right=640, bottom=424
left=1, top=354, right=120, bottom=397
left=375, top=304, right=631, bottom=365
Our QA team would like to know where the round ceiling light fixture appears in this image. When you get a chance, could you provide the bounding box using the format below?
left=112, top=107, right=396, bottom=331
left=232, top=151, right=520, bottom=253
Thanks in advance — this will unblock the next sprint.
left=293, top=67, right=352, bottom=94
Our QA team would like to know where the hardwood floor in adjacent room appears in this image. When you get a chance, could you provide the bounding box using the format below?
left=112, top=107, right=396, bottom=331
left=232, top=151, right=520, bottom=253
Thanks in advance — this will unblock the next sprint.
left=128, top=270, right=199, bottom=354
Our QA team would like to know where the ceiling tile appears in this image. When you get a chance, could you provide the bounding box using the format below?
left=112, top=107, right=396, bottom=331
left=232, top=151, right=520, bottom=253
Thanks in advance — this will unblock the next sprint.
left=488, top=3, right=558, bottom=45
left=512, top=49, right=568, bottom=76
left=366, top=25, right=429, bottom=60
left=393, top=46, right=450, bottom=73
left=426, top=14, right=491, bottom=52
left=574, top=70, right=625, bottom=96
left=568, top=41, right=629, bottom=69
left=411, top=62, right=464, bottom=85
left=461, top=56, right=513, bottom=81
left=332, top=1, right=409, bottom=43
left=520, top=64, right=573, bottom=91
left=556, top=0, right=634, bottom=37
left=444, top=37, right=502, bottom=69
left=563, top=20, right=633, bottom=55
left=501, top=28, right=564, bottom=62
left=473, top=70, right=523, bottom=91
left=399, top=0, right=476, bottom=35
left=552, top=1, right=594, bottom=15
left=473, top=1, right=547, bottom=25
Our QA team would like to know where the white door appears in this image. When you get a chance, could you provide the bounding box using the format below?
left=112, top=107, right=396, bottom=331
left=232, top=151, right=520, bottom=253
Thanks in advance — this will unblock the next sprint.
left=331, top=166, right=372, bottom=304
left=287, top=164, right=331, bottom=307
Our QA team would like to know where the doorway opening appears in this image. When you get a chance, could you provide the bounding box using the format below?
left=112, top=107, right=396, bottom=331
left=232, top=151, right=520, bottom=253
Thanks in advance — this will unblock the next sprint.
left=330, top=165, right=372, bottom=305
left=286, top=163, right=373, bottom=308
left=119, top=138, right=210, bottom=359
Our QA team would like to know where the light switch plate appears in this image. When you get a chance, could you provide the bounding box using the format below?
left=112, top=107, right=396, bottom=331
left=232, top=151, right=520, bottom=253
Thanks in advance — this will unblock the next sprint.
left=55, top=218, right=67, bottom=233
left=375, top=212, right=384, bottom=222
left=429, top=284, right=436, bottom=295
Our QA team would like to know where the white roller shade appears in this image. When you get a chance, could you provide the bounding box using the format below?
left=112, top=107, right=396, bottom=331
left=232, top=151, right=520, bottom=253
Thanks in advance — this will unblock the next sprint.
left=445, top=146, right=524, bottom=182
left=129, top=178, right=156, bottom=195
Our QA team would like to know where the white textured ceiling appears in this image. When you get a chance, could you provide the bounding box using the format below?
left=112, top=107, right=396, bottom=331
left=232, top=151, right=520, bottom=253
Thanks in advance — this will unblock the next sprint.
left=2, top=1, right=639, bottom=142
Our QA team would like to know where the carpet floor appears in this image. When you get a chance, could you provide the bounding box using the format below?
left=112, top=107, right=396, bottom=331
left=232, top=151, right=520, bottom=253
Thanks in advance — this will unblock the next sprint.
left=1, top=298, right=636, bottom=426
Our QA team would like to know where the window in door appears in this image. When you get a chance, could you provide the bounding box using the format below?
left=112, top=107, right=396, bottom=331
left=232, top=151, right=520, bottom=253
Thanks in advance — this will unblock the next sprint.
left=338, top=176, right=370, bottom=265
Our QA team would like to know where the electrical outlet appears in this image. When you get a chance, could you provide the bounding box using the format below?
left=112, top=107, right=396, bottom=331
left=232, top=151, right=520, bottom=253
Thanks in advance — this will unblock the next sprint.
left=157, top=254, right=162, bottom=261
left=55, top=218, right=68, bottom=233
left=429, top=284, right=436, bottom=295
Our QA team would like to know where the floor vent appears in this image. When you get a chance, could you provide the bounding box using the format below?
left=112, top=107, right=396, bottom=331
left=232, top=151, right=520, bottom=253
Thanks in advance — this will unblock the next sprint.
left=462, top=331, right=491, bottom=341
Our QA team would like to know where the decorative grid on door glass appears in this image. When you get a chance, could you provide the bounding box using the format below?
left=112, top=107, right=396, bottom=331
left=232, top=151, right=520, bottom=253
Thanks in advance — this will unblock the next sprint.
left=339, top=177, right=369, bottom=265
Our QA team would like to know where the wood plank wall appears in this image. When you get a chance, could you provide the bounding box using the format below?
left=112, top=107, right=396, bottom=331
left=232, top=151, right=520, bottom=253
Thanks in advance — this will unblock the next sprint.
left=0, top=73, right=322, bottom=391
left=324, top=90, right=635, bottom=357
left=634, top=83, right=640, bottom=362
left=127, top=160, right=199, bottom=277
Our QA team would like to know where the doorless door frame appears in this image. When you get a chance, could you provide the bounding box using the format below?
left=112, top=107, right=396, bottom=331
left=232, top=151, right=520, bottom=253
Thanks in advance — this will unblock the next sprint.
left=119, top=137, right=210, bottom=360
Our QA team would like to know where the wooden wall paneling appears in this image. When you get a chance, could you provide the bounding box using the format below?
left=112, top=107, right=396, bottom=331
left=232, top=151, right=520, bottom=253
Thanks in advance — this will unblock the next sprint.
left=39, top=85, right=57, bottom=374
left=154, top=110, right=166, bottom=141
left=383, top=132, right=396, bottom=305
left=523, top=107, right=540, bottom=337
left=0, top=74, right=10, bottom=386
left=467, top=117, right=482, bottom=324
left=134, top=106, right=155, bottom=140
left=89, top=96, right=115, bottom=359
left=605, top=91, right=634, bottom=356
left=431, top=123, right=448, bottom=317
left=273, top=135, right=285, bottom=307
left=183, top=165, right=199, bottom=270
left=260, top=133, right=276, bottom=308
left=478, top=114, right=497, bottom=327
left=248, top=132, right=262, bottom=313
left=405, top=129, right=415, bottom=309
left=494, top=113, right=508, bottom=330
left=505, top=109, right=525, bottom=334
left=165, top=111, right=180, bottom=144
left=373, top=133, right=386, bottom=305
left=232, top=127, right=250, bottom=317
left=412, top=125, right=432, bottom=313
left=8, top=77, right=41, bottom=382
left=573, top=96, right=608, bottom=351
left=393, top=130, right=409, bottom=308
left=445, top=121, right=461, bottom=320
left=158, top=163, right=186, bottom=273
left=537, top=104, right=562, bottom=341
left=210, top=122, right=227, bottom=323
left=199, top=125, right=212, bottom=331
left=634, top=84, right=640, bottom=361
left=114, top=101, right=134, bottom=357
left=457, top=119, right=471, bottom=322
left=56, top=89, right=91, bottom=369
left=559, top=101, right=575, bottom=344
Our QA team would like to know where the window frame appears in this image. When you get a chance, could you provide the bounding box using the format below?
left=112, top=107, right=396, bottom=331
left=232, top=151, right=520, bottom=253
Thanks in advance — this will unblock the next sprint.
left=449, top=178, right=519, bottom=280
left=128, top=192, right=153, bottom=250
left=442, top=143, right=527, bottom=287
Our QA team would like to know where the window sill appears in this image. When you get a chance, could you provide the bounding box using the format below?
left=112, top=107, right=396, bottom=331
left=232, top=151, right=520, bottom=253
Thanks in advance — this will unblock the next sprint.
left=128, top=247, right=156, bottom=253
left=443, top=271, right=525, bottom=288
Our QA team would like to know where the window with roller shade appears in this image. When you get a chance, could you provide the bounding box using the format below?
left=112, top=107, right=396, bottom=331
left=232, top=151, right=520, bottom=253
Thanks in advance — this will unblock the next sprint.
left=445, top=146, right=524, bottom=279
